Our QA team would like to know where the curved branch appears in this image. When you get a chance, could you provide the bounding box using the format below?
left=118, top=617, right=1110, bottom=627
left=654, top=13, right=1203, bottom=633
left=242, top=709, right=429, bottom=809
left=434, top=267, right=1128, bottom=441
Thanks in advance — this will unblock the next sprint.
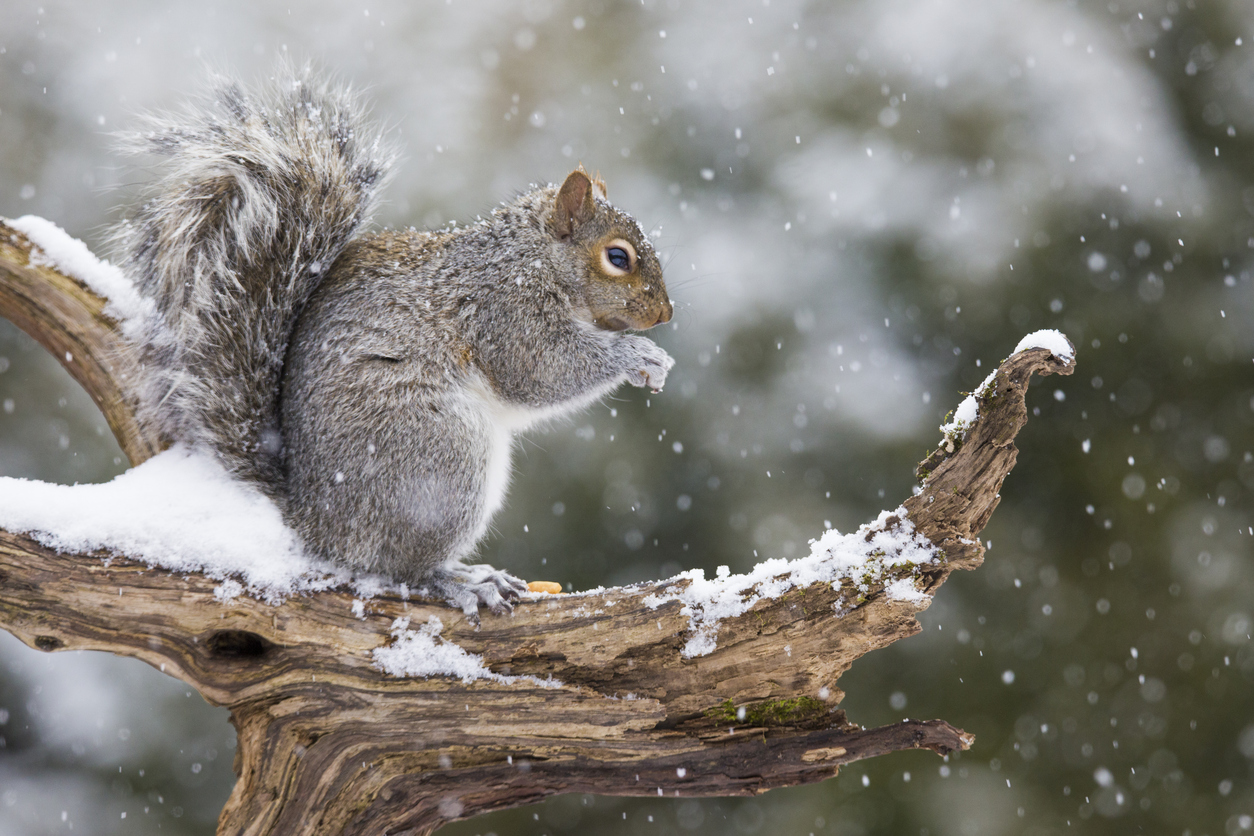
left=0, top=220, right=162, bottom=464
left=0, top=218, right=1073, bottom=835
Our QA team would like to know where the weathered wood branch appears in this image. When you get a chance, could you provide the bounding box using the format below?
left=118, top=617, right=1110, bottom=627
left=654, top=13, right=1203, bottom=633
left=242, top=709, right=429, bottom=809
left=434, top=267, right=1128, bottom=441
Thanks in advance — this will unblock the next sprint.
left=0, top=218, right=1073, bottom=835
left=0, top=221, right=162, bottom=464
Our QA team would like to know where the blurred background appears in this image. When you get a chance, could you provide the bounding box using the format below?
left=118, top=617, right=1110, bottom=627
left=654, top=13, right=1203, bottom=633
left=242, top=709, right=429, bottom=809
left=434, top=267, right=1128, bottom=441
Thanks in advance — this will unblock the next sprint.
left=1, top=0, right=1252, bottom=833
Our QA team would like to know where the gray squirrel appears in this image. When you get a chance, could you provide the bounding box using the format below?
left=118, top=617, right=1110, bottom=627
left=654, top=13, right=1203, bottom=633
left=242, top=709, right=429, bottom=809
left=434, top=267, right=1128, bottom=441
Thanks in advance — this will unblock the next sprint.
left=112, top=67, right=674, bottom=613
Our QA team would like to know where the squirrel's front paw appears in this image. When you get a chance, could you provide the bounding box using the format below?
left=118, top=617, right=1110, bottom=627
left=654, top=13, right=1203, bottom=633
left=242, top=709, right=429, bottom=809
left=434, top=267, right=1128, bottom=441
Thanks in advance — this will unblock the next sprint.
left=624, top=338, right=675, bottom=392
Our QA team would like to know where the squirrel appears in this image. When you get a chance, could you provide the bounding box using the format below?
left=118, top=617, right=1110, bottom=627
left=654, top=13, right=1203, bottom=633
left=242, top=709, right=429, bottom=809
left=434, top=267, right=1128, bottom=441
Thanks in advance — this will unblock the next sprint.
left=111, top=66, right=675, bottom=613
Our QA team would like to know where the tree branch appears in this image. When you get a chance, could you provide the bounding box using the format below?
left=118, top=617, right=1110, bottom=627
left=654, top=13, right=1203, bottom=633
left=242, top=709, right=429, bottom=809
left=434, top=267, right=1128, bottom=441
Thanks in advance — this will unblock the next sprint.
left=0, top=218, right=1073, bottom=835
left=0, top=221, right=162, bottom=465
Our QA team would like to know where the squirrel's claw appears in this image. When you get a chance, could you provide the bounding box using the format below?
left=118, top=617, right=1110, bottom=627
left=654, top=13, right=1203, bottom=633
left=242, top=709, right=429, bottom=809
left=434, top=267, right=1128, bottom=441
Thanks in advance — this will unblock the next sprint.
left=441, top=563, right=528, bottom=618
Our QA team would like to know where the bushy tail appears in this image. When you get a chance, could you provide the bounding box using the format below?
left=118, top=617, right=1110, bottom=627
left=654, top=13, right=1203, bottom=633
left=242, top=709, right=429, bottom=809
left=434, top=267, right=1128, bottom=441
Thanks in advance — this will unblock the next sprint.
left=114, top=64, right=395, bottom=490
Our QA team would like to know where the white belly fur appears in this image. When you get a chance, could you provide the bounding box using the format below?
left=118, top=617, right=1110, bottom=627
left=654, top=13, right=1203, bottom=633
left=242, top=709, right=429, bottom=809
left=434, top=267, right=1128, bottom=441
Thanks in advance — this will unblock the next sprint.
left=481, top=419, right=514, bottom=525
left=468, top=371, right=626, bottom=544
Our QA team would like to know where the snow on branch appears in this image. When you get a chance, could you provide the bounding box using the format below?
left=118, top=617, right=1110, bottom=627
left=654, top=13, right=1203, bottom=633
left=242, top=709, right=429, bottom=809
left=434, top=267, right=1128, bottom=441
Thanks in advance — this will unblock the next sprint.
left=0, top=217, right=1073, bottom=836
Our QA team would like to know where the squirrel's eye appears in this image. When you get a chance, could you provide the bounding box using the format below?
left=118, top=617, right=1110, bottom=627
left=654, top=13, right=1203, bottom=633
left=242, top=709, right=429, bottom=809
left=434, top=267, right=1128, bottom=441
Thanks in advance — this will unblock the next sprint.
left=600, top=238, right=637, bottom=276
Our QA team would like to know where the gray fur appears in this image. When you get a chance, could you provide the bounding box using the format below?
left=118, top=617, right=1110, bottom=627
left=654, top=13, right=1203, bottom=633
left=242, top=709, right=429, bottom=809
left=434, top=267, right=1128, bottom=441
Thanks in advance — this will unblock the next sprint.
left=112, top=65, right=395, bottom=488
left=115, top=69, right=674, bottom=613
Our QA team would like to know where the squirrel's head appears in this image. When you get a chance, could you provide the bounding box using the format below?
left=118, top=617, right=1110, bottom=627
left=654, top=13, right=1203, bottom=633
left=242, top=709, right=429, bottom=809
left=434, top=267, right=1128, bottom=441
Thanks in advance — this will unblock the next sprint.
left=547, top=169, right=672, bottom=332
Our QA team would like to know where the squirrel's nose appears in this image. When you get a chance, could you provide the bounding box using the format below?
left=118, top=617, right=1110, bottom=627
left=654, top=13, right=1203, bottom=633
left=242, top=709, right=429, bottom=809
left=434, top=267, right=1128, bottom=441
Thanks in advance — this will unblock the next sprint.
left=655, top=299, right=673, bottom=326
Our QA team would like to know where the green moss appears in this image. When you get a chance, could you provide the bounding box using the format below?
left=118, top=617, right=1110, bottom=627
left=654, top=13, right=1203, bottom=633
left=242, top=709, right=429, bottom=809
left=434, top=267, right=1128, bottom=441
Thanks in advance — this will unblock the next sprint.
left=704, top=696, right=830, bottom=728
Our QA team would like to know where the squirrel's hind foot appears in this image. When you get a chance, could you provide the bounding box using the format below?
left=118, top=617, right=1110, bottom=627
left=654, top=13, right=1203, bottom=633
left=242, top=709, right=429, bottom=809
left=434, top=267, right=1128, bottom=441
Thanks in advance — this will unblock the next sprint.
left=436, top=563, right=529, bottom=618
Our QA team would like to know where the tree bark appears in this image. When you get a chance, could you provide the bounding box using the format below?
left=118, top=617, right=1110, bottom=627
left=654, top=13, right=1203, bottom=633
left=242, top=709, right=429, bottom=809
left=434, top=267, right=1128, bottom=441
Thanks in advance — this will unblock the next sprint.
left=0, top=219, right=1074, bottom=835
left=0, top=221, right=162, bottom=463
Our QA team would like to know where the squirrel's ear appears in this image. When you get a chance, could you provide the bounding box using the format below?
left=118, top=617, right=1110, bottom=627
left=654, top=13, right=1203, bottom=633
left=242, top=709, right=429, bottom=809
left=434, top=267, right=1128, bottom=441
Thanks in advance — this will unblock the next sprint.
left=552, top=170, right=597, bottom=239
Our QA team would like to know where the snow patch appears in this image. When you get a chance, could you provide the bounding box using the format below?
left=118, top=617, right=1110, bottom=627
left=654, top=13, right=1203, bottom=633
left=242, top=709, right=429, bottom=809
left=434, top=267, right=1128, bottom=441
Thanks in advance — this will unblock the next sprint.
left=373, top=616, right=562, bottom=687
left=939, top=367, right=999, bottom=441
left=7, top=215, right=154, bottom=332
left=1013, top=329, right=1074, bottom=361
left=885, top=577, right=931, bottom=605
left=644, top=507, right=939, bottom=658
left=0, top=445, right=352, bottom=603
left=213, top=578, right=244, bottom=602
